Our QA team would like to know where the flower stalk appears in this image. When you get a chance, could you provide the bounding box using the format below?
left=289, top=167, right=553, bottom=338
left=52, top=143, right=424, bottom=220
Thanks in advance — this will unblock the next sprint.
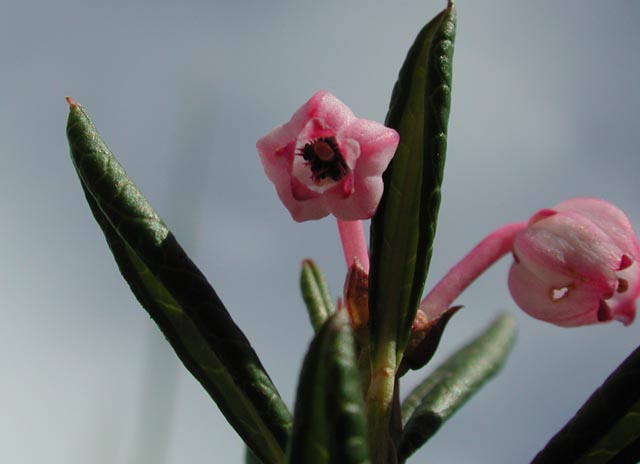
left=419, top=222, right=527, bottom=322
left=337, top=219, right=370, bottom=272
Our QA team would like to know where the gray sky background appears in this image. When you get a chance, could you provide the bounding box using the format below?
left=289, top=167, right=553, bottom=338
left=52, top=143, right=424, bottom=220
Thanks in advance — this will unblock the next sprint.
left=2, top=0, right=640, bottom=462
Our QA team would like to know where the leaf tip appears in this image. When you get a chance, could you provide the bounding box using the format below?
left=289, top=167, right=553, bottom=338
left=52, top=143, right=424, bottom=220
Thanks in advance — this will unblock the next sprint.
left=65, top=96, right=80, bottom=109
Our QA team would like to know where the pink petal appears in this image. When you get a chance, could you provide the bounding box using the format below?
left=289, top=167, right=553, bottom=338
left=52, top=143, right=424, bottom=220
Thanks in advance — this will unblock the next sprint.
left=554, top=197, right=640, bottom=258
left=277, top=175, right=329, bottom=222
left=514, top=211, right=623, bottom=291
left=340, top=118, right=400, bottom=175
left=257, top=139, right=328, bottom=221
left=612, top=298, right=637, bottom=325
left=290, top=176, right=322, bottom=201
left=325, top=158, right=389, bottom=220
left=287, top=196, right=330, bottom=222
left=606, top=261, right=640, bottom=324
left=324, top=118, right=398, bottom=220
left=289, top=90, right=355, bottom=136
left=325, top=174, right=383, bottom=220
left=508, top=261, right=603, bottom=327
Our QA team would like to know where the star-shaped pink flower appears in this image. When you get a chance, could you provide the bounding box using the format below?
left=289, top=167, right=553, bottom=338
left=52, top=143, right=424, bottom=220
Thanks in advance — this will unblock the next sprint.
left=257, top=91, right=399, bottom=222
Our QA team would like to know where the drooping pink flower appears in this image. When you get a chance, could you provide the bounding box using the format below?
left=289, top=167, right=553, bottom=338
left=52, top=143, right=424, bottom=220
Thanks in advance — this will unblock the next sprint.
left=416, top=197, right=639, bottom=331
left=257, top=90, right=399, bottom=222
left=509, top=198, right=640, bottom=327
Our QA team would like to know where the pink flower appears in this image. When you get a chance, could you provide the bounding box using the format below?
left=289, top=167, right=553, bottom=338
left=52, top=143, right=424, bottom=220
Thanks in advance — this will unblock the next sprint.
left=256, top=90, right=399, bottom=222
left=509, top=198, right=640, bottom=327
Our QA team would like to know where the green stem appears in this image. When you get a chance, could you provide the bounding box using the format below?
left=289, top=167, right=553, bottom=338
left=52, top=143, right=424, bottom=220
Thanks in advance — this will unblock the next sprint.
left=366, top=341, right=397, bottom=463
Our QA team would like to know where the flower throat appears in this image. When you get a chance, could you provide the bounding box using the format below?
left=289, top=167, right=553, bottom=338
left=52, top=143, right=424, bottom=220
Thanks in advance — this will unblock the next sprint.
left=298, top=137, right=350, bottom=183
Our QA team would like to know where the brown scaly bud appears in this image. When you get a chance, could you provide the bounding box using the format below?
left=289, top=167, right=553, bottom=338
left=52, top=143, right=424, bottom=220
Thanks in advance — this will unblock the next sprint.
left=399, top=305, right=461, bottom=376
left=343, top=257, right=369, bottom=343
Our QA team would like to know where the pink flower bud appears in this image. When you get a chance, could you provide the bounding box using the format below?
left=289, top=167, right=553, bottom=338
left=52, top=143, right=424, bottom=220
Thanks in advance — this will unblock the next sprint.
left=256, top=91, right=399, bottom=222
left=508, top=198, right=640, bottom=327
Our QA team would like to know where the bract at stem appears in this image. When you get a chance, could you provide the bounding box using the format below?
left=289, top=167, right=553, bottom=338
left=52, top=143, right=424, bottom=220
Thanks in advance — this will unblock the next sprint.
left=337, top=218, right=370, bottom=272
left=419, top=222, right=527, bottom=321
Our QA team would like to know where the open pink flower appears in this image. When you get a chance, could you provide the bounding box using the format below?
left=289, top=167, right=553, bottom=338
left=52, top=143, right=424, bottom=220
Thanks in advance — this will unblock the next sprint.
left=257, top=90, right=399, bottom=222
left=509, top=198, right=640, bottom=327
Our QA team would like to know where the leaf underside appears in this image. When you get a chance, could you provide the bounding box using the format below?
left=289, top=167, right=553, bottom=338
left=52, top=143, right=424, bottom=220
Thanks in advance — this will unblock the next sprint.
left=66, top=101, right=291, bottom=464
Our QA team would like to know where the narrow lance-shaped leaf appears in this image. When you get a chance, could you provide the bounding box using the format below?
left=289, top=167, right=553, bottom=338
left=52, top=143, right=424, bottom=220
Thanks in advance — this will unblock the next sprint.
left=66, top=99, right=291, bottom=464
left=531, top=344, right=640, bottom=464
left=368, top=1, right=456, bottom=366
left=398, top=314, right=517, bottom=463
left=246, top=447, right=263, bottom=464
left=300, top=259, right=334, bottom=332
left=287, top=309, right=370, bottom=464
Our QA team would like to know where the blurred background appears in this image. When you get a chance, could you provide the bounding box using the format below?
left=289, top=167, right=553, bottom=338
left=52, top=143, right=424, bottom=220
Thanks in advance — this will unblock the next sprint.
left=2, top=0, right=639, bottom=462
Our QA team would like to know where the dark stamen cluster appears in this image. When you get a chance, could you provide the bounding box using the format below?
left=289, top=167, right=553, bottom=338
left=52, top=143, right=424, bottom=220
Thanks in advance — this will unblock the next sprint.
left=298, top=136, right=350, bottom=183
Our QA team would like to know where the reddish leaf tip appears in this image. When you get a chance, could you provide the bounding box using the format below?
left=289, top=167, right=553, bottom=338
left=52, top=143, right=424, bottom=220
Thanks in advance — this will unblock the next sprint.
left=65, top=96, right=80, bottom=109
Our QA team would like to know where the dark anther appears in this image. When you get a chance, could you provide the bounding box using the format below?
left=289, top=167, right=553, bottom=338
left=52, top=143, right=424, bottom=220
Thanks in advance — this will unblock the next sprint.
left=619, top=254, right=634, bottom=270
left=618, top=278, right=629, bottom=293
left=298, top=136, right=350, bottom=183
left=597, top=300, right=613, bottom=322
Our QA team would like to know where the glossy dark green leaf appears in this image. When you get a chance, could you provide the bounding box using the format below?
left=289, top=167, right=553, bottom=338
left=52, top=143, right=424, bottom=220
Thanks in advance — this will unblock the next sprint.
left=398, top=314, right=517, bottom=463
left=368, top=1, right=456, bottom=366
left=66, top=99, right=291, bottom=464
left=531, top=344, right=640, bottom=464
left=300, top=259, right=334, bottom=332
left=287, top=309, right=370, bottom=464
left=246, top=447, right=263, bottom=464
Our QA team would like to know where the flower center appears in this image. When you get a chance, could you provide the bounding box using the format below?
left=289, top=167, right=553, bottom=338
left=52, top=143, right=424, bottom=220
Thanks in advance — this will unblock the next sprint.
left=298, top=137, right=350, bottom=183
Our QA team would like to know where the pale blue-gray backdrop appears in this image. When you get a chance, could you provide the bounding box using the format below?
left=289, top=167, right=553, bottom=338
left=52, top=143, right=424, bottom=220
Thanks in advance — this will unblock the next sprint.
left=2, top=0, right=639, bottom=462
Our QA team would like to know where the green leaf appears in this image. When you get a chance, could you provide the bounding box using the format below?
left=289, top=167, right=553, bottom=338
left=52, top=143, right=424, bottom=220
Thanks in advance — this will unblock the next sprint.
left=287, top=309, right=370, bottom=464
left=246, top=447, right=263, bottom=464
left=368, top=1, right=456, bottom=366
left=531, top=344, right=640, bottom=464
left=300, top=259, right=334, bottom=332
left=398, top=314, right=517, bottom=463
left=66, top=99, right=291, bottom=464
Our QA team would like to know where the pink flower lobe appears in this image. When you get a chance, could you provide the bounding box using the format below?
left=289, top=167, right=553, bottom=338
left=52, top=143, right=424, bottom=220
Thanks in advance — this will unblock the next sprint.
left=257, top=90, right=399, bottom=222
